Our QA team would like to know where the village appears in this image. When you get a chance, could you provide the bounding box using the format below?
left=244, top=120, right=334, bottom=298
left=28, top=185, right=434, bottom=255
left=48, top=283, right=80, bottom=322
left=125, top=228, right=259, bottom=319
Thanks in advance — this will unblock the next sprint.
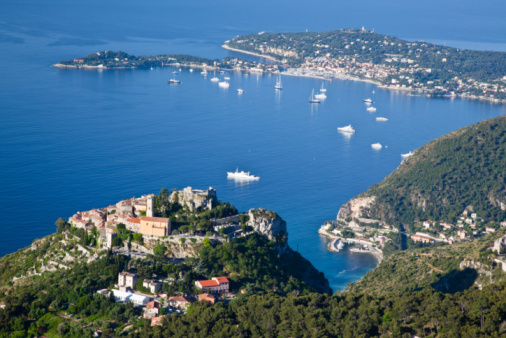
left=319, top=207, right=506, bottom=261
left=62, top=186, right=285, bottom=328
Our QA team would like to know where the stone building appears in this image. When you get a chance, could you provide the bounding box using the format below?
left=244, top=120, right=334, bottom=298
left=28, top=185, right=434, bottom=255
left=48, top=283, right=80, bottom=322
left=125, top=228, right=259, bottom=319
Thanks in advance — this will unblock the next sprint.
left=140, top=216, right=170, bottom=236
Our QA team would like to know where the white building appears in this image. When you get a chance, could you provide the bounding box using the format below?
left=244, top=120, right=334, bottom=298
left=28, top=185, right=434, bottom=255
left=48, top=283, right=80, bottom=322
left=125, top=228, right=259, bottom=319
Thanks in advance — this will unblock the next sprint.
left=111, top=289, right=151, bottom=306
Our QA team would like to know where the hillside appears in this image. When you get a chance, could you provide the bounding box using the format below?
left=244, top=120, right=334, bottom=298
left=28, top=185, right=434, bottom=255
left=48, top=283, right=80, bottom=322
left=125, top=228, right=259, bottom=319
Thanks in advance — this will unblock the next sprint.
left=337, top=115, right=506, bottom=231
left=347, top=228, right=506, bottom=296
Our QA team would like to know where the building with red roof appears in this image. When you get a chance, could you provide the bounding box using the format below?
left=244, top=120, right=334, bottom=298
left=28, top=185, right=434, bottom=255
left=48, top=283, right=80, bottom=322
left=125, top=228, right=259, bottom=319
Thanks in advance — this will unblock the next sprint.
left=195, top=276, right=229, bottom=294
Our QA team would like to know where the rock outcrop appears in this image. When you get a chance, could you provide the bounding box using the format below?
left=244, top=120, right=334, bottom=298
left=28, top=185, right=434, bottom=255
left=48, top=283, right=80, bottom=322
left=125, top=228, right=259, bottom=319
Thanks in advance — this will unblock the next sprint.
left=247, top=209, right=287, bottom=242
left=336, top=196, right=376, bottom=221
left=169, top=186, right=217, bottom=212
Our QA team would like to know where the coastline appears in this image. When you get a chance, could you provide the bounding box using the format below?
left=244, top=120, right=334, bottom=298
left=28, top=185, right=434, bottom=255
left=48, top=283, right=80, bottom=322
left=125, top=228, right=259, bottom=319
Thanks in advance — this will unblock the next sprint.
left=318, top=228, right=383, bottom=263
left=222, top=45, right=506, bottom=105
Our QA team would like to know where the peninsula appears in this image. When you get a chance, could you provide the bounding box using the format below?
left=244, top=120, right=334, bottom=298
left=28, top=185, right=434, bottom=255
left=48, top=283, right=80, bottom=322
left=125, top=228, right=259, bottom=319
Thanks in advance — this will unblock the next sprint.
left=225, top=28, right=506, bottom=103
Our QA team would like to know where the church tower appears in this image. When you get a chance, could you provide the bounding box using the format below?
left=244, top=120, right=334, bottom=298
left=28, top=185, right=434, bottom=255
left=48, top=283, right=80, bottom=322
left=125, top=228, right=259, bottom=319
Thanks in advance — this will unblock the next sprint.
left=147, top=197, right=154, bottom=217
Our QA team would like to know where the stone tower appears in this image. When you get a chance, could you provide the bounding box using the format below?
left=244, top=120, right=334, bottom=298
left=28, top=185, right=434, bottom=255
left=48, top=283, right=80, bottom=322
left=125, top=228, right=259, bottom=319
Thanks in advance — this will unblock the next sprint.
left=147, top=197, right=154, bottom=217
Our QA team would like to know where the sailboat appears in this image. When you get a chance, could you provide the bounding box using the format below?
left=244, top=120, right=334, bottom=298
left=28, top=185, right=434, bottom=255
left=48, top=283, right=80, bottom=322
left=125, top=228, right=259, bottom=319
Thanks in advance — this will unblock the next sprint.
left=309, top=89, right=321, bottom=103
left=274, top=76, right=282, bottom=90
left=320, top=82, right=327, bottom=93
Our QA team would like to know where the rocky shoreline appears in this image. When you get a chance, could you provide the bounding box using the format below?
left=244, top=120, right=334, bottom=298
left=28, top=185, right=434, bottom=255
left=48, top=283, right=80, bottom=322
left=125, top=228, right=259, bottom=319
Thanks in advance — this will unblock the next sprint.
left=318, top=228, right=383, bottom=263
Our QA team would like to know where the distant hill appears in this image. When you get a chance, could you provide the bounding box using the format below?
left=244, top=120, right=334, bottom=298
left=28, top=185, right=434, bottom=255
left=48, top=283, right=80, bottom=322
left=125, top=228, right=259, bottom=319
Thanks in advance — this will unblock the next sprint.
left=338, top=115, right=506, bottom=228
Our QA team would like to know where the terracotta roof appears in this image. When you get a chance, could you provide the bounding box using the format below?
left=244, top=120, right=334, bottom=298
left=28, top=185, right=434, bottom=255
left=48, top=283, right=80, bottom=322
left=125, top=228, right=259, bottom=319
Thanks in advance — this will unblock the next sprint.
left=199, top=293, right=215, bottom=303
left=127, top=218, right=141, bottom=224
left=197, top=280, right=219, bottom=287
left=140, top=216, right=170, bottom=223
left=151, top=316, right=165, bottom=326
left=214, top=276, right=229, bottom=283
left=146, top=301, right=159, bottom=309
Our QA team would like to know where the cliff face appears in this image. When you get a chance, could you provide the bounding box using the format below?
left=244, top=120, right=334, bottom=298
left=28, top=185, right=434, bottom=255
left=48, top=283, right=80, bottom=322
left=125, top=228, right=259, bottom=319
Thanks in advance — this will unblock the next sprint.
left=248, top=209, right=287, bottom=242
left=336, top=196, right=376, bottom=222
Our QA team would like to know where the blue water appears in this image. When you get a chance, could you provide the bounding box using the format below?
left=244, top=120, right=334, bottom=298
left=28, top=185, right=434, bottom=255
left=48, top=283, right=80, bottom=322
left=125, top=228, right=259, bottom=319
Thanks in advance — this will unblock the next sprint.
left=1, top=0, right=506, bottom=291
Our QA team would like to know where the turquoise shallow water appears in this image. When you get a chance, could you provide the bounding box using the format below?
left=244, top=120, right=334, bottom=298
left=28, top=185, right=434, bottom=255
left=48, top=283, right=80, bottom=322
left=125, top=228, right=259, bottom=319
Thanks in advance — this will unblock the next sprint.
left=0, top=0, right=505, bottom=291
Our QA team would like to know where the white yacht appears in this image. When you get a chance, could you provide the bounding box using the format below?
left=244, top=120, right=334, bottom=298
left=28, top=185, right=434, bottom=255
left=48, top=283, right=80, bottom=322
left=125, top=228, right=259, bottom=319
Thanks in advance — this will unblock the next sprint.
left=315, top=92, right=327, bottom=100
left=274, top=76, right=282, bottom=90
left=320, top=83, right=327, bottom=93
left=172, top=71, right=178, bottom=74
left=189, top=69, right=194, bottom=72
left=168, top=78, right=181, bottom=84
left=337, top=125, right=356, bottom=133
left=237, top=88, right=245, bottom=94
left=376, top=117, right=388, bottom=121
left=371, top=143, right=382, bottom=150
left=227, top=168, right=260, bottom=180
left=210, top=77, right=220, bottom=82
left=218, top=81, right=230, bottom=88
left=366, top=106, right=377, bottom=112
left=309, top=89, right=321, bottom=103
left=363, top=98, right=373, bottom=103
left=224, top=76, right=231, bottom=80
left=401, top=151, right=413, bottom=158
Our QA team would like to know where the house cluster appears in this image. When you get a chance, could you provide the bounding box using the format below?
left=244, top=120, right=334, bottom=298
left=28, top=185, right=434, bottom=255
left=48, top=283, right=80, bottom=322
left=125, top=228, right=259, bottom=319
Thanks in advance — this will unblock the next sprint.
left=99, top=271, right=228, bottom=327
left=68, top=193, right=173, bottom=247
left=414, top=210, right=505, bottom=245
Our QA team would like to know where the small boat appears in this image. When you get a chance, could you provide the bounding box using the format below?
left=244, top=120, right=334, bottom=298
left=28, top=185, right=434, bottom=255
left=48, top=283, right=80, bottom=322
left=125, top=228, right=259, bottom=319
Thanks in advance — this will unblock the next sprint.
left=201, top=70, right=208, bottom=76
left=309, top=89, right=321, bottom=103
left=224, top=76, right=230, bottom=80
left=372, top=90, right=375, bottom=94
left=218, top=81, right=230, bottom=88
left=172, top=71, right=178, bottom=74
left=189, top=69, right=194, bottom=72
left=371, top=143, right=382, bottom=150
left=168, top=78, right=181, bottom=84
left=274, top=76, right=282, bottom=90
left=401, top=151, right=413, bottom=158
left=337, top=125, right=356, bottom=133
left=315, top=92, right=327, bottom=100
left=210, top=77, right=219, bottom=82
left=376, top=117, right=388, bottom=121
left=320, top=83, right=327, bottom=93
left=150, top=67, right=153, bottom=70
left=244, top=73, right=249, bottom=77
left=227, top=168, right=260, bottom=180
left=219, top=70, right=225, bottom=74
left=366, top=106, right=377, bottom=112
left=363, top=98, right=373, bottom=103
left=179, top=68, right=182, bottom=71
left=237, top=88, right=245, bottom=94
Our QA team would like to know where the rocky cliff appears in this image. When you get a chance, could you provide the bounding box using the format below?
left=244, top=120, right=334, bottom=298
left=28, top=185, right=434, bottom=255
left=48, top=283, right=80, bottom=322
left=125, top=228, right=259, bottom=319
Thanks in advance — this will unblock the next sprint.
left=248, top=208, right=287, bottom=242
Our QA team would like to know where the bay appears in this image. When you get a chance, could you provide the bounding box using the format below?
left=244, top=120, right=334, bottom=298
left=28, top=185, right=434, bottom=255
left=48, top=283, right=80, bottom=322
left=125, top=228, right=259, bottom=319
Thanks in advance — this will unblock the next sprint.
left=0, top=0, right=505, bottom=291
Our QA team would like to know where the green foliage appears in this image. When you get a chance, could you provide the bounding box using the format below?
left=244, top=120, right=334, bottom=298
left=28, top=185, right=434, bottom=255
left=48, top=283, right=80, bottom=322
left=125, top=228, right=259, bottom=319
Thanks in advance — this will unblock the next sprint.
left=361, top=116, right=506, bottom=226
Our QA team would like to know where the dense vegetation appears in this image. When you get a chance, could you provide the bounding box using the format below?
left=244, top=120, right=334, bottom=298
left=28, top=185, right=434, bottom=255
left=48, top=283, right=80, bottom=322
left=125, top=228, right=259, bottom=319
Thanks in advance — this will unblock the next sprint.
left=348, top=229, right=506, bottom=296
left=227, top=29, right=506, bottom=83
left=59, top=51, right=218, bottom=69
left=360, top=115, right=506, bottom=226
left=135, top=281, right=506, bottom=337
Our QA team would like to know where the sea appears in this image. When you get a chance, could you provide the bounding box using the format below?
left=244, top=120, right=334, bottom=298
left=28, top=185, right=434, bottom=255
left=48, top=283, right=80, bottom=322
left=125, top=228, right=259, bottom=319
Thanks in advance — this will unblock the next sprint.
left=1, top=0, right=506, bottom=291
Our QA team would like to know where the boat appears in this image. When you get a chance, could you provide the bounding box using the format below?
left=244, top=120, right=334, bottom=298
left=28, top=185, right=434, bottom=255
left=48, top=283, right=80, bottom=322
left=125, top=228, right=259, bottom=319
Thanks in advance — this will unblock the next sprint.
left=189, top=69, right=194, bottom=72
left=224, top=76, right=230, bottom=80
left=237, top=88, right=245, bottom=94
left=172, top=71, right=178, bottom=74
left=218, top=81, right=230, bottom=88
left=320, top=83, right=327, bottom=93
left=401, top=151, right=413, bottom=158
left=274, top=76, right=282, bottom=90
left=376, top=117, right=388, bottom=121
left=210, top=77, right=219, bottom=82
left=337, top=125, right=356, bottom=133
left=227, top=168, right=260, bottom=180
left=150, top=67, right=153, bottom=70
left=168, top=78, right=181, bottom=84
left=219, top=70, right=225, bottom=74
left=363, top=98, right=373, bottom=103
left=309, top=89, right=321, bottom=103
left=315, top=92, right=327, bottom=100
left=371, top=143, right=382, bottom=150
left=372, top=90, right=375, bottom=94
left=366, top=106, right=377, bottom=112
